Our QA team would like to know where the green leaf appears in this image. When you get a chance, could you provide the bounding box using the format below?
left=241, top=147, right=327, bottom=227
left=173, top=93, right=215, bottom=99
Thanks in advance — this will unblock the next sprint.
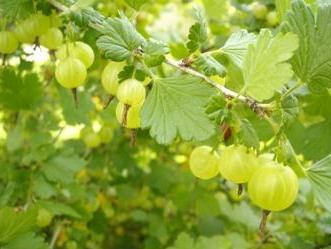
left=0, top=208, right=37, bottom=243
left=194, top=54, right=226, bottom=77
left=221, top=30, right=256, bottom=68
left=243, top=29, right=299, bottom=101
left=143, top=39, right=169, bottom=67
left=43, top=155, right=86, bottom=185
left=4, top=233, right=48, bottom=249
left=167, top=233, right=194, bottom=249
left=57, top=87, right=94, bottom=125
left=6, top=127, right=23, bottom=152
left=0, top=0, right=34, bottom=20
left=125, top=0, right=148, bottom=10
left=0, top=68, right=42, bottom=110
left=275, top=0, right=291, bottom=20
left=38, top=201, right=82, bottom=219
left=238, top=119, right=259, bottom=149
left=96, top=15, right=145, bottom=61
left=141, top=75, right=216, bottom=144
left=307, top=155, right=331, bottom=212
left=187, top=9, right=208, bottom=53
left=283, top=1, right=331, bottom=90
left=195, top=236, right=231, bottom=249
left=287, top=119, right=331, bottom=161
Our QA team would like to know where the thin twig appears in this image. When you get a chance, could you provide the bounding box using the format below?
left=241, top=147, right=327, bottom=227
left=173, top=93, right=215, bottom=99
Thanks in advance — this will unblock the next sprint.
left=165, top=58, right=271, bottom=115
left=50, top=224, right=62, bottom=249
left=47, top=0, right=272, bottom=116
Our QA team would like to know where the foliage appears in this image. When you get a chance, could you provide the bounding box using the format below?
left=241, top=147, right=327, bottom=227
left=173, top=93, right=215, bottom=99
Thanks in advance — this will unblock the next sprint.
left=0, top=0, right=331, bottom=248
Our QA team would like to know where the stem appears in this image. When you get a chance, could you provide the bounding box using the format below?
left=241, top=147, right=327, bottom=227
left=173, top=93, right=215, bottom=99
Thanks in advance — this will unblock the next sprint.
left=281, top=81, right=304, bottom=101
left=165, top=58, right=271, bottom=116
left=259, top=210, right=271, bottom=238
left=122, top=104, right=130, bottom=127
left=47, top=0, right=271, bottom=117
left=237, top=183, right=243, bottom=196
left=103, top=95, right=115, bottom=110
left=71, top=88, right=78, bottom=108
left=50, top=224, right=62, bottom=249
left=130, top=129, right=137, bottom=146
left=47, top=0, right=70, bottom=12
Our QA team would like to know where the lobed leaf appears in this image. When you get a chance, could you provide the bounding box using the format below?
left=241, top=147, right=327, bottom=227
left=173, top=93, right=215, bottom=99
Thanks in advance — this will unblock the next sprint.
left=141, top=75, right=216, bottom=144
left=243, top=29, right=299, bottom=101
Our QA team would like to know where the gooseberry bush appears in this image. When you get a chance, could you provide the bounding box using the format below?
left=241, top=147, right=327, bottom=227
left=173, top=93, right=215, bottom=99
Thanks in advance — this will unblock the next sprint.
left=0, top=0, right=331, bottom=248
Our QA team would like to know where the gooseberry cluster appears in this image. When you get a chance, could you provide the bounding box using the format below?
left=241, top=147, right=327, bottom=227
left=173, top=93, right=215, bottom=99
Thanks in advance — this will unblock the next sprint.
left=189, top=145, right=299, bottom=232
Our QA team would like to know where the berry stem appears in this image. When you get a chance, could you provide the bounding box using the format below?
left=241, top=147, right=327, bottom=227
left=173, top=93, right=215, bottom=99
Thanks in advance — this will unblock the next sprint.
left=2, top=54, right=7, bottom=66
left=103, top=95, right=114, bottom=110
left=130, top=129, right=137, bottom=147
left=71, top=88, right=78, bottom=108
left=237, top=183, right=243, bottom=196
left=259, top=210, right=271, bottom=238
left=122, top=104, right=130, bottom=127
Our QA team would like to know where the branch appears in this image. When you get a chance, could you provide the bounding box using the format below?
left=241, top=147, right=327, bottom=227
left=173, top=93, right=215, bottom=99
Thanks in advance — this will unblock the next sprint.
left=47, top=0, right=272, bottom=116
left=47, top=0, right=69, bottom=12
left=165, top=58, right=272, bottom=115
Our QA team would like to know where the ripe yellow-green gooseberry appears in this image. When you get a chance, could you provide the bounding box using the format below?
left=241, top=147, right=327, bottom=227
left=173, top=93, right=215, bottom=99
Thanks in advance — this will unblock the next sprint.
left=40, top=27, right=63, bottom=50
left=116, top=102, right=141, bottom=129
left=251, top=2, right=268, bottom=19
left=116, top=79, right=146, bottom=106
left=98, top=126, right=114, bottom=144
left=0, top=31, right=19, bottom=54
left=30, top=13, right=51, bottom=37
left=14, top=19, right=36, bottom=44
left=55, top=57, right=87, bottom=89
left=37, top=209, right=53, bottom=228
left=219, top=145, right=259, bottom=184
left=266, top=11, right=279, bottom=26
left=56, top=41, right=95, bottom=68
left=101, top=61, right=126, bottom=95
left=81, top=128, right=102, bottom=148
left=189, top=145, right=220, bottom=180
left=248, top=162, right=298, bottom=212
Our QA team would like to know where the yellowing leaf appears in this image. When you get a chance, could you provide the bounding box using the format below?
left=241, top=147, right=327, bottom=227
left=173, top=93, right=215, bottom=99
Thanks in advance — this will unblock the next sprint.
left=243, top=30, right=298, bottom=101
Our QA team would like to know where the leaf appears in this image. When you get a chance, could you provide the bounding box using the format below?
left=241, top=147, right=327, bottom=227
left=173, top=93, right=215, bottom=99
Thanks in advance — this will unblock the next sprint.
left=43, top=155, right=86, bottom=185
left=195, top=236, right=231, bottom=249
left=38, top=201, right=81, bottom=219
left=275, top=0, right=291, bottom=20
left=167, top=233, right=194, bottom=249
left=186, top=9, right=208, bottom=53
left=0, top=208, right=37, bottom=243
left=0, top=0, right=34, bottom=20
left=71, top=0, right=97, bottom=10
left=221, top=30, right=256, bottom=68
left=4, top=233, right=48, bottom=249
left=238, top=119, right=259, bottom=149
left=125, top=0, right=148, bottom=10
left=287, top=119, right=331, bottom=161
left=0, top=68, right=42, bottom=110
left=6, top=127, right=23, bottom=152
left=194, top=54, right=226, bottom=77
left=307, top=155, right=331, bottom=212
left=57, top=86, right=94, bottom=125
left=141, top=75, right=216, bottom=144
left=243, top=29, right=299, bottom=101
left=96, top=15, right=145, bottom=61
left=283, top=1, right=331, bottom=90
left=143, top=39, right=169, bottom=67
